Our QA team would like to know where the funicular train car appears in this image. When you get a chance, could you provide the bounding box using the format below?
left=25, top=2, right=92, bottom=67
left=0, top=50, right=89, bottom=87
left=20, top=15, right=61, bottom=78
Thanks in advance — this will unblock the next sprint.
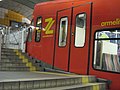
left=26, top=0, right=120, bottom=90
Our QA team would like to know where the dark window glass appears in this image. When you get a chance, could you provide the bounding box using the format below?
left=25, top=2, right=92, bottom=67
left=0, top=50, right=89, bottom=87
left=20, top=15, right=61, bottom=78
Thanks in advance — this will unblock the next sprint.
left=35, top=17, right=42, bottom=42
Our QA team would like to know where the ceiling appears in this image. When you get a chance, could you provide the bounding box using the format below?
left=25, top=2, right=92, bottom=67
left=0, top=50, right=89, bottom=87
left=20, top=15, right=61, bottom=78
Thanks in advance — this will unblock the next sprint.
left=0, top=0, right=51, bottom=20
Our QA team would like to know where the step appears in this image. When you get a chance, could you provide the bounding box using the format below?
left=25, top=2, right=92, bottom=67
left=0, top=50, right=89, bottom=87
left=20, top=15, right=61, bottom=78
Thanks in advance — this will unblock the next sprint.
left=0, top=60, right=39, bottom=71
left=1, top=51, right=16, bottom=54
left=0, top=65, right=27, bottom=69
left=1, top=56, right=9, bottom=58
left=0, top=61, right=23, bottom=65
left=0, top=59, right=36, bottom=67
left=1, top=56, right=20, bottom=59
left=0, top=63, right=26, bottom=67
left=1, top=48, right=15, bottom=50
left=34, top=83, right=106, bottom=90
left=0, top=66, right=28, bottom=68
left=1, top=56, right=20, bottom=60
left=1, top=56, right=21, bottom=59
left=1, top=49, right=15, bottom=52
left=1, top=52, right=16, bottom=56
left=0, top=66, right=29, bottom=71
left=0, top=72, right=97, bottom=90
left=0, top=59, right=23, bottom=63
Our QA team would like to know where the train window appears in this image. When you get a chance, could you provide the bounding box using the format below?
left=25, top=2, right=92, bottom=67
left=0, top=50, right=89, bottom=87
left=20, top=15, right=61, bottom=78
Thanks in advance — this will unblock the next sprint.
left=94, top=29, right=120, bottom=73
left=27, top=20, right=34, bottom=42
left=58, top=17, right=68, bottom=47
left=31, top=19, right=34, bottom=26
left=35, top=17, right=42, bottom=42
left=27, top=27, right=32, bottom=42
left=75, top=13, right=86, bottom=47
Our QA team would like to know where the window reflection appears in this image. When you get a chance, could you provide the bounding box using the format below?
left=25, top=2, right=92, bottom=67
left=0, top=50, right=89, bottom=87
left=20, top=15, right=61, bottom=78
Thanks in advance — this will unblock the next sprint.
left=58, top=17, right=68, bottom=47
left=35, top=17, right=42, bottom=42
left=75, top=13, right=86, bottom=47
left=94, top=30, right=120, bottom=72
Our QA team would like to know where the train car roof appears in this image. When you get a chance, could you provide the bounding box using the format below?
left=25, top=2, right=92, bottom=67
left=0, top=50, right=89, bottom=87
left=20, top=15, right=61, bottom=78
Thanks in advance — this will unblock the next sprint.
left=36, top=0, right=79, bottom=5
left=33, top=0, right=91, bottom=18
left=35, top=0, right=89, bottom=8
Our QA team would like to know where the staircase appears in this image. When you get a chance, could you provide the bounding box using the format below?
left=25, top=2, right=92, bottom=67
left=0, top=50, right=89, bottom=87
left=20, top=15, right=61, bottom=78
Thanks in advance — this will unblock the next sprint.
left=0, top=48, right=40, bottom=71
left=0, top=48, right=107, bottom=90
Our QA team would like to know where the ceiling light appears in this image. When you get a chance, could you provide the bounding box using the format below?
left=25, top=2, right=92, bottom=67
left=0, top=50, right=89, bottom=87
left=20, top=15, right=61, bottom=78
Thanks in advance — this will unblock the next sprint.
left=0, top=0, right=2, bottom=1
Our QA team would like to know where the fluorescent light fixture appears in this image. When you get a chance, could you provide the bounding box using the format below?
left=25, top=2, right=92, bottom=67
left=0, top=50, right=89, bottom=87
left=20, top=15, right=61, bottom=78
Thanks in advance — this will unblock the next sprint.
left=0, top=0, right=2, bottom=1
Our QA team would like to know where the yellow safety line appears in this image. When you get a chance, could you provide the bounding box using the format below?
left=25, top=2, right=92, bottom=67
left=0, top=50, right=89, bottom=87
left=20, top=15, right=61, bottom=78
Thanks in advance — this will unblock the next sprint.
left=32, top=71, right=86, bottom=77
left=82, top=77, right=89, bottom=84
left=14, top=49, right=37, bottom=71
left=93, top=85, right=99, bottom=90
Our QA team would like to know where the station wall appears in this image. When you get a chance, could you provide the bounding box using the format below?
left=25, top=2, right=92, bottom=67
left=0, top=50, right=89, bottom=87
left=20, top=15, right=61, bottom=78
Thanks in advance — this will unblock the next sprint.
left=0, top=8, right=30, bottom=26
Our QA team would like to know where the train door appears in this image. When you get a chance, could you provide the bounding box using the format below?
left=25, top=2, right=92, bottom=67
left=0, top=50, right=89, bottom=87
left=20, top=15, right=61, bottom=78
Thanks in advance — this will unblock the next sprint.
left=54, top=8, right=72, bottom=71
left=69, top=3, right=91, bottom=74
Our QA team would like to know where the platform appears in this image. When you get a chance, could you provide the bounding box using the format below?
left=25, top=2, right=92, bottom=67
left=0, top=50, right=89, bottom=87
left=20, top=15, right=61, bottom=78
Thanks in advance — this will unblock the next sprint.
left=0, top=71, right=81, bottom=81
left=0, top=71, right=106, bottom=90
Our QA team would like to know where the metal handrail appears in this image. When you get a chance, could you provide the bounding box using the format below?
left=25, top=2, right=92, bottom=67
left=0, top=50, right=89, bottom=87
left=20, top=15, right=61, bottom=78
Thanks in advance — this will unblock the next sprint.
left=3, top=27, right=21, bottom=49
left=1, top=27, right=28, bottom=51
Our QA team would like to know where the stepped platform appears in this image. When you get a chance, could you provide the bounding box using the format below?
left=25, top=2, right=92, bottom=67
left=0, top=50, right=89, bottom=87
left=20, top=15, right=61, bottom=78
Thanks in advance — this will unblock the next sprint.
left=0, top=48, right=40, bottom=71
left=0, top=48, right=106, bottom=90
left=0, top=71, right=106, bottom=90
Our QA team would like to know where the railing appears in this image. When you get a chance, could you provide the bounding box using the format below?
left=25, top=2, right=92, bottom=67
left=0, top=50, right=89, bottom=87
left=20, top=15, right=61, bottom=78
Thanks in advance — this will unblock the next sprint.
left=1, top=27, right=28, bottom=52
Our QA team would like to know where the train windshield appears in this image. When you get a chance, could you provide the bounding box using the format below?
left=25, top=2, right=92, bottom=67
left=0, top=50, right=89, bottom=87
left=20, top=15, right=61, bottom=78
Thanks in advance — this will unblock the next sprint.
left=94, top=29, right=120, bottom=73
